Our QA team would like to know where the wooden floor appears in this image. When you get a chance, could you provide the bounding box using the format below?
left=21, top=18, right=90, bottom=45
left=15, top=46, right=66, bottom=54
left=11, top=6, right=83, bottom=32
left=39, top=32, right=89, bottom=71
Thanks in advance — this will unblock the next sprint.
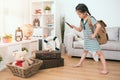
left=0, top=54, right=120, bottom=80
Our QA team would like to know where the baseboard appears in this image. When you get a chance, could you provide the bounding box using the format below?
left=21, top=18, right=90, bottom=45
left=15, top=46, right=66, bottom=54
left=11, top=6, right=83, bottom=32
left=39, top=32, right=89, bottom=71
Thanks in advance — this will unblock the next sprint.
left=71, top=56, right=120, bottom=62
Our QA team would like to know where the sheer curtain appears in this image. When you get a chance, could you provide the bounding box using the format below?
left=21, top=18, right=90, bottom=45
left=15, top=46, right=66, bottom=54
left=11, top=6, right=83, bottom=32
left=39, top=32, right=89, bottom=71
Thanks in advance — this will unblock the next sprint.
left=0, top=0, right=30, bottom=35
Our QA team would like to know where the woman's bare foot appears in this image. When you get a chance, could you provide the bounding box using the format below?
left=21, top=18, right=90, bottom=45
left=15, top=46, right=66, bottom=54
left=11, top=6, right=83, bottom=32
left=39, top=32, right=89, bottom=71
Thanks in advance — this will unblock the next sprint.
left=101, top=70, right=109, bottom=75
left=73, top=63, right=82, bottom=68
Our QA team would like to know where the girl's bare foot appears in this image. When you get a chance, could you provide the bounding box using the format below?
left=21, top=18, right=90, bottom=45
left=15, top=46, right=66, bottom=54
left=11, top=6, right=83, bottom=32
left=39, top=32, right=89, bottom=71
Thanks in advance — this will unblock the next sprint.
left=101, top=70, right=109, bottom=75
left=73, top=63, right=82, bottom=68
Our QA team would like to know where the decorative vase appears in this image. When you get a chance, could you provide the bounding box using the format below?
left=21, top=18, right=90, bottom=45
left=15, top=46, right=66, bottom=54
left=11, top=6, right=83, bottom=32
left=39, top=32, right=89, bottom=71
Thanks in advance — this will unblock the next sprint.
left=0, top=61, right=5, bottom=71
left=8, top=37, right=12, bottom=42
left=3, top=38, right=8, bottom=43
left=60, top=43, right=66, bottom=54
left=45, top=10, right=51, bottom=14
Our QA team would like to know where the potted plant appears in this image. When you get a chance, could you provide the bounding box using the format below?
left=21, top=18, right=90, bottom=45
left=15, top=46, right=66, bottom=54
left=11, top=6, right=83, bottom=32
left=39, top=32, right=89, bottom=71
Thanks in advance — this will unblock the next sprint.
left=61, top=17, right=65, bottom=43
left=0, top=56, right=3, bottom=62
left=22, top=47, right=28, bottom=52
left=0, top=56, right=3, bottom=71
left=2, top=34, right=12, bottom=43
left=44, top=6, right=51, bottom=14
left=60, top=17, right=66, bottom=54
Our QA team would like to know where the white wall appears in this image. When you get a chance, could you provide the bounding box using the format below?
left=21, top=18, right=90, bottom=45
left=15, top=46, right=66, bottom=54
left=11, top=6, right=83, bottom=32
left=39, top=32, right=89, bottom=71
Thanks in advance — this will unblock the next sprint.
left=0, top=0, right=30, bottom=35
left=55, top=0, right=120, bottom=43
left=57, top=0, right=120, bottom=27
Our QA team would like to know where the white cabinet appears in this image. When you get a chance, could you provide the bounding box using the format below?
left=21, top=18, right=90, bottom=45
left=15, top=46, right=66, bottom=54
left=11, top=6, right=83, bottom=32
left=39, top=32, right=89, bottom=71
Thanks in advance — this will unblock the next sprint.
left=29, top=40, right=38, bottom=52
left=0, top=39, right=39, bottom=71
left=8, top=44, right=22, bottom=54
left=30, top=0, right=55, bottom=38
left=7, top=44, right=22, bottom=63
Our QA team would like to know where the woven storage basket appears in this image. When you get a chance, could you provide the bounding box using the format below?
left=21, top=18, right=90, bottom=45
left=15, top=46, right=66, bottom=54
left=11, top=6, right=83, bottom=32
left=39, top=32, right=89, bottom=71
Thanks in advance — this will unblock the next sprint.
left=35, top=50, right=61, bottom=60
left=7, top=58, right=43, bottom=78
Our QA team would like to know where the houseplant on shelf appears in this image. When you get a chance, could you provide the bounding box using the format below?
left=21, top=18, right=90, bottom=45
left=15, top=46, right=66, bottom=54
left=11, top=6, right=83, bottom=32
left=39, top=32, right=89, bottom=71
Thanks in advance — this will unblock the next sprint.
left=2, top=34, right=12, bottom=43
left=44, top=6, right=51, bottom=14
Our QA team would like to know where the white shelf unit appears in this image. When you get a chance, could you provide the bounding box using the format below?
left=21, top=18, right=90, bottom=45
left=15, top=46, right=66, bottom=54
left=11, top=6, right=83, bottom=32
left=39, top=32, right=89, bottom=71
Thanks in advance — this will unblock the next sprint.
left=30, top=0, right=55, bottom=38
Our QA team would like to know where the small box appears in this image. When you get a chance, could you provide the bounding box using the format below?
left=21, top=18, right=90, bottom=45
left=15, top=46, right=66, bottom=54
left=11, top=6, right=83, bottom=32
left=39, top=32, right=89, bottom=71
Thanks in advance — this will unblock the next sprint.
left=35, top=50, right=61, bottom=60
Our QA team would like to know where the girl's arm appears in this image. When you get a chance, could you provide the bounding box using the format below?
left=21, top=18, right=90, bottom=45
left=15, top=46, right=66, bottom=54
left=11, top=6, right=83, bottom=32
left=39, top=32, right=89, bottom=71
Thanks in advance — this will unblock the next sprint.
left=90, top=22, right=101, bottom=39
left=71, top=25, right=82, bottom=32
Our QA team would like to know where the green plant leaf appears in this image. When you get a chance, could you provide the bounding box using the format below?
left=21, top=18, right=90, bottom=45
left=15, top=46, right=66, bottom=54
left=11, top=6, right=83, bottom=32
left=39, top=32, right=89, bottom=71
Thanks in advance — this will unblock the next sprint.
left=45, top=6, right=51, bottom=10
left=0, top=56, right=3, bottom=62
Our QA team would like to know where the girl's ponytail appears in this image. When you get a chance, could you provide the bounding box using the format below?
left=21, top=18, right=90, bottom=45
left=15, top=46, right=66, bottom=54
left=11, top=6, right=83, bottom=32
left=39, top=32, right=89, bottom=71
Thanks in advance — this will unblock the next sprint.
left=87, top=9, right=91, bottom=16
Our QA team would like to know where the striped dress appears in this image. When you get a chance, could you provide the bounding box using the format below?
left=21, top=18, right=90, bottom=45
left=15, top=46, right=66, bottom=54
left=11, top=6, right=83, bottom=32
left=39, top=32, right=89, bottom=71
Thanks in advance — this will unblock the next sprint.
left=81, top=16, right=101, bottom=52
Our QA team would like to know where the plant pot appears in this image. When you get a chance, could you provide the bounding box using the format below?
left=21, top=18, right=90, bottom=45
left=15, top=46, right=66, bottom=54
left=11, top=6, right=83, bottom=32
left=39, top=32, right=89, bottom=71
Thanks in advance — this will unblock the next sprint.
left=45, top=10, right=51, bottom=14
left=60, top=43, right=66, bottom=54
left=3, top=38, right=9, bottom=43
left=8, top=38, right=12, bottom=42
left=3, top=38, right=12, bottom=43
left=0, top=61, right=6, bottom=71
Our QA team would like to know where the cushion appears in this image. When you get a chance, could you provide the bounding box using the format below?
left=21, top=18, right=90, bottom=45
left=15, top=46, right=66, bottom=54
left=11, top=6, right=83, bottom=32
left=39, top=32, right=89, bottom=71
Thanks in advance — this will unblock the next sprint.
left=72, top=29, right=84, bottom=39
left=73, top=40, right=84, bottom=49
left=106, top=27, right=119, bottom=41
left=119, top=28, right=120, bottom=40
left=100, top=41, right=120, bottom=51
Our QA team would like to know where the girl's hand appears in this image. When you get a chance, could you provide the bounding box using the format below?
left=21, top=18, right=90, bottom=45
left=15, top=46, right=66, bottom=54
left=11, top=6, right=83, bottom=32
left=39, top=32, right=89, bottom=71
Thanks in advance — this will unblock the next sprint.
left=89, top=34, right=96, bottom=39
left=71, top=25, right=82, bottom=32
left=69, top=25, right=74, bottom=28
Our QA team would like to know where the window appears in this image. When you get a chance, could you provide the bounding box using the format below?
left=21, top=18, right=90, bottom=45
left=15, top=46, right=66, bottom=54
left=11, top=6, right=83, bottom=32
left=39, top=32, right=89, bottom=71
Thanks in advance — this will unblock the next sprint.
left=0, top=0, right=30, bottom=36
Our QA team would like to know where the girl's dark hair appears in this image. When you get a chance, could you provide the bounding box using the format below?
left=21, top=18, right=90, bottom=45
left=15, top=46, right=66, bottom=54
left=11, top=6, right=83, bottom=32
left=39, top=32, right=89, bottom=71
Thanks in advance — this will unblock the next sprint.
left=76, top=3, right=91, bottom=15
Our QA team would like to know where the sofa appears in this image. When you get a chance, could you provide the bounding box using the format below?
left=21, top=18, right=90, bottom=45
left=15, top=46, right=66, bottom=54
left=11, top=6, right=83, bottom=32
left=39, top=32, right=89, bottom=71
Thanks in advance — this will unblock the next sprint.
left=65, top=27, right=120, bottom=60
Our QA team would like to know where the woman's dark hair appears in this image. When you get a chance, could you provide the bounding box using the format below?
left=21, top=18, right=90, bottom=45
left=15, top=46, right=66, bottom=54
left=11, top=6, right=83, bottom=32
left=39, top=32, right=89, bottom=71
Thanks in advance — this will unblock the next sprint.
left=76, top=3, right=91, bottom=15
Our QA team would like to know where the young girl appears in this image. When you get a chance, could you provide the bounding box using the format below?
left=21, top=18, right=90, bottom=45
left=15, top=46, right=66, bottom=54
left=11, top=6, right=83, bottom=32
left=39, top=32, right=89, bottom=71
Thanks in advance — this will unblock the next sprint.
left=71, top=3, right=108, bottom=74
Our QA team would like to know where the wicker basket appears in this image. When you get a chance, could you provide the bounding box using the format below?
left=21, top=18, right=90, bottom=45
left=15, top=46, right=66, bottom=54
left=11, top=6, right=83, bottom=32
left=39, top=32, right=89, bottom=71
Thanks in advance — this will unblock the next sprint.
left=7, top=58, right=43, bottom=78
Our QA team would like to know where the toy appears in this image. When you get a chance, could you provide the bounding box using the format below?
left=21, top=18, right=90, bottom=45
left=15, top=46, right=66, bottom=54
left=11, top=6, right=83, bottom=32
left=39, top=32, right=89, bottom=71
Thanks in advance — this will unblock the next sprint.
left=43, top=36, right=60, bottom=52
left=22, top=24, right=33, bottom=40
left=44, top=44, right=53, bottom=52
left=12, top=51, right=33, bottom=69
left=35, top=9, right=41, bottom=14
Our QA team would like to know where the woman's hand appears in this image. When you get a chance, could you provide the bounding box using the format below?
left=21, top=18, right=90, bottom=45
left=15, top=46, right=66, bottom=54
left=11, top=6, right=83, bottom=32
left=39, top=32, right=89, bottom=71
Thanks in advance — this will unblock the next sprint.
left=89, top=34, right=96, bottom=39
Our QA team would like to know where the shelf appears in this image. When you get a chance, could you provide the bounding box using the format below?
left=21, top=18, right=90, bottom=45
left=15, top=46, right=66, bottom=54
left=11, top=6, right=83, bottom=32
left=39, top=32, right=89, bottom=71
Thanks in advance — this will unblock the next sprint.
left=31, top=0, right=54, bottom=2
left=0, top=39, right=39, bottom=47
left=31, top=0, right=55, bottom=37
left=43, top=13, right=54, bottom=16
left=43, top=27, right=54, bottom=29
left=32, top=13, right=54, bottom=16
left=32, top=14, right=42, bottom=16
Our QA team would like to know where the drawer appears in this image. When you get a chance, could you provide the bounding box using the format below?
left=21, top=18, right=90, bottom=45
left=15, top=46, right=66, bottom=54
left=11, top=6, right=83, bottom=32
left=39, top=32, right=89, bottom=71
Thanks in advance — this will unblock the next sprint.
left=30, top=41, right=38, bottom=51
left=8, top=44, right=22, bottom=54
